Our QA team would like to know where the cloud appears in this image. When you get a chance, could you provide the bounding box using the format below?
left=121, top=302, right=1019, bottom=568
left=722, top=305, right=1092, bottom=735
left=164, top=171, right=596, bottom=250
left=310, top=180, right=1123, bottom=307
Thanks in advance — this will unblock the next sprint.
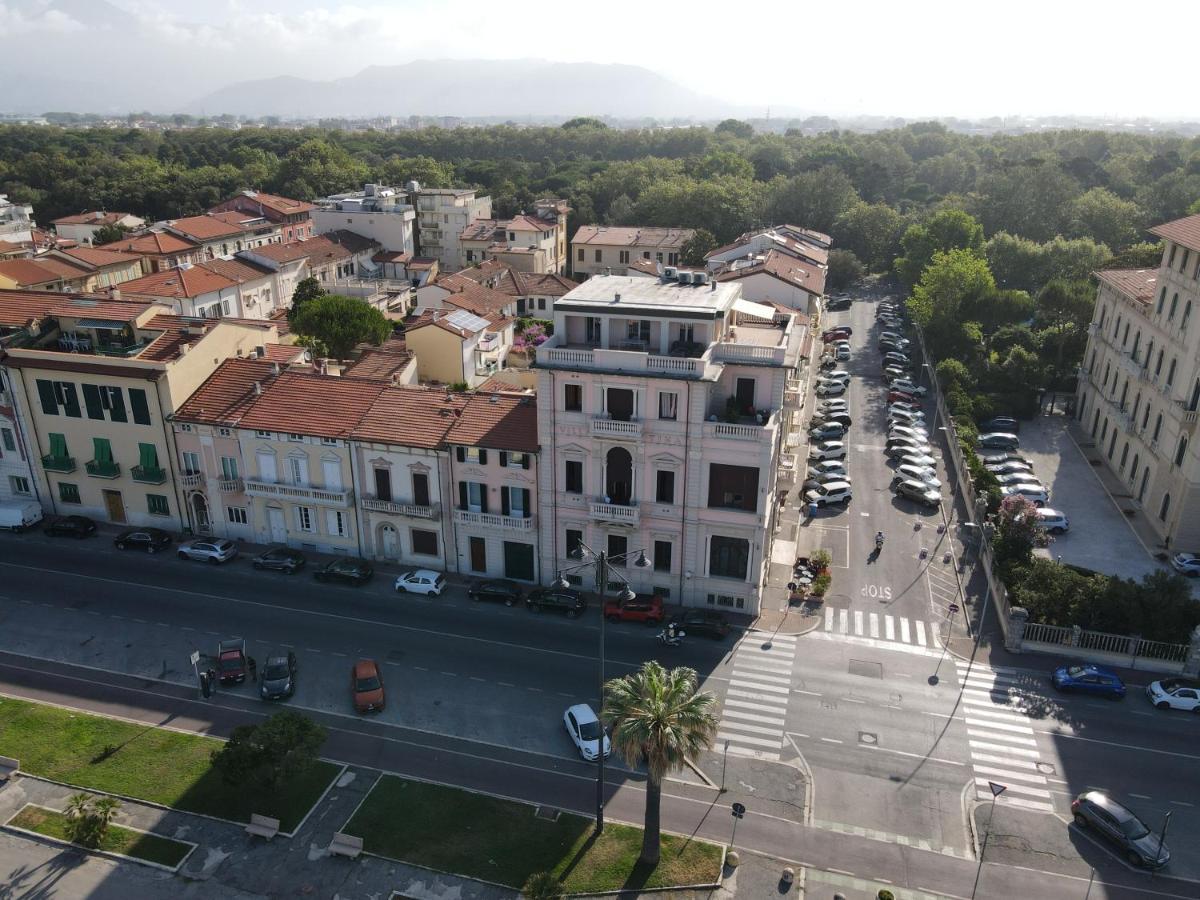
left=0, top=2, right=87, bottom=35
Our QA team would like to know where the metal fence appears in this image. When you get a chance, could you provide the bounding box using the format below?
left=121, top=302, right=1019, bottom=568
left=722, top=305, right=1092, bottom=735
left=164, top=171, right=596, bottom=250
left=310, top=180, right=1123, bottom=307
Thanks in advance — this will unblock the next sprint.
left=1022, top=621, right=1189, bottom=668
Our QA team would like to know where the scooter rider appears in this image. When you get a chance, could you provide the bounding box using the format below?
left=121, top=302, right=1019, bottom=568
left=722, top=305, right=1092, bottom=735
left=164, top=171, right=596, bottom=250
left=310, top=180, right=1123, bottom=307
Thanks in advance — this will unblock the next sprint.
left=875, top=531, right=885, bottom=549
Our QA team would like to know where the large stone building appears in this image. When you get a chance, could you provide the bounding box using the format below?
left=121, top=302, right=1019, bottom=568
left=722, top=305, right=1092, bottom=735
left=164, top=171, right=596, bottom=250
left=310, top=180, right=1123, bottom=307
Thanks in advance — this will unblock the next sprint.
left=570, top=226, right=694, bottom=280
left=1076, top=213, right=1200, bottom=551
left=533, top=272, right=803, bottom=615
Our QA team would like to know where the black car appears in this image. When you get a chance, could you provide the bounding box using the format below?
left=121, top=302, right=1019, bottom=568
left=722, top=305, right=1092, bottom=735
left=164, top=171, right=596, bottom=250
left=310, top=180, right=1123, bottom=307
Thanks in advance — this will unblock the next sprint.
left=824, top=296, right=851, bottom=311
left=670, top=609, right=731, bottom=640
left=314, top=557, right=374, bottom=586
left=43, top=515, right=96, bottom=538
left=812, top=411, right=853, bottom=428
left=526, top=588, right=586, bottom=617
left=468, top=579, right=523, bottom=606
left=114, top=527, right=172, bottom=553
left=1071, top=791, right=1169, bottom=868
left=252, top=546, right=307, bottom=573
left=980, top=416, right=1021, bottom=433
left=260, top=650, right=298, bottom=700
left=878, top=338, right=909, bottom=353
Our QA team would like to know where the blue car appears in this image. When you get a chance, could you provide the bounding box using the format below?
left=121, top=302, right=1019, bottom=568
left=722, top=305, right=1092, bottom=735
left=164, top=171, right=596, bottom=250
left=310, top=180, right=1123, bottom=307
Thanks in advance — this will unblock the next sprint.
left=1051, top=664, right=1126, bottom=700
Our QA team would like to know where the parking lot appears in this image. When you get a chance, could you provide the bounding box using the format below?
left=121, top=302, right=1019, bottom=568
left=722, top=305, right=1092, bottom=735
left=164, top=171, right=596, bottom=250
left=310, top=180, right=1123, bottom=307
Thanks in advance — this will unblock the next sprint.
left=1015, top=415, right=1174, bottom=582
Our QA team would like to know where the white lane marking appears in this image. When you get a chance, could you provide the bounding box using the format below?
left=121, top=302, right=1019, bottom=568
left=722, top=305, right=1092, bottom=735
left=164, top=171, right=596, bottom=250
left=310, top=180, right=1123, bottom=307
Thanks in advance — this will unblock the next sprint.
left=986, top=794, right=1056, bottom=813
left=915, top=621, right=927, bottom=646
left=869, top=613, right=879, bottom=638
left=730, top=669, right=792, bottom=686
left=719, top=720, right=786, bottom=738
left=885, top=615, right=895, bottom=641
left=965, top=717, right=1035, bottom=735
left=971, top=753, right=1040, bottom=770
left=722, top=708, right=788, bottom=727
left=966, top=729, right=1039, bottom=747
left=724, top=697, right=789, bottom=715
left=725, top=745, right=780, bottom=761
left=820, top=737, right=843, bottom=744
left=731, top=658, right=794, bottom=675
left=961, top=706, right=1037, bottom=725
left=717, top=731, right=783, bottom=749
left=728, top=679, right=791, bottom=695
left=975, top=778, right=1052, bottom=800
left=900, top=618, right=911, bottom=643
left=973, top=765, right=1048, bottom=786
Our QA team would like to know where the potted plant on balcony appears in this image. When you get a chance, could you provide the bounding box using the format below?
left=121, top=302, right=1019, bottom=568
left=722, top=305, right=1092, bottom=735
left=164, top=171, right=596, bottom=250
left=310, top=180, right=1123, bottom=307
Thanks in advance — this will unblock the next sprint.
left=811, top=548, right=832, bottom=574
left=723, top=397, right=741, bottom=423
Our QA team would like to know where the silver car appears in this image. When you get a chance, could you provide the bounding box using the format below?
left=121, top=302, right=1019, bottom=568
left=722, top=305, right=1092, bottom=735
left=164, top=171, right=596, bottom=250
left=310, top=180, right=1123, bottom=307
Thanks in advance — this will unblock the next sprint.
left=177, top=538, right=238, bottom=564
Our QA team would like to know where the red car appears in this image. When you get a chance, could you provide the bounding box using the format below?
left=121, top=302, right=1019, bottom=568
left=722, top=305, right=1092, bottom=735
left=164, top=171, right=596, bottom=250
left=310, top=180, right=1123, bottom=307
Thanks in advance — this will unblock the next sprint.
left=888, top=389, right=919, bottom=404
left=604, top=593, right=665, bottom=624
left=352, top=659, right=385, bottom=713
left=822, top=327, right=852, bottom=343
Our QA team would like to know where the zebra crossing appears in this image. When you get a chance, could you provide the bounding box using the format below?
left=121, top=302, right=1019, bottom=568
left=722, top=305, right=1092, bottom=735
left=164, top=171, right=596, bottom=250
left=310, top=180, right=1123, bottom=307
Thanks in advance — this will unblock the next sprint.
left=716, top=631, right=798, bottom=762
left=818, top=606, right=937, bottom=650
left=956, top=660, right=1056, bottom=814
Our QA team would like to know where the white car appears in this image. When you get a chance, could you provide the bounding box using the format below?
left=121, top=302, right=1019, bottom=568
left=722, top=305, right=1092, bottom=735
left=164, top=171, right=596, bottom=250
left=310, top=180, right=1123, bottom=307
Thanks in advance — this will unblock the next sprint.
left=888, top=380, right=927, bottom=396
left=816, top=381, right=846, bottom=397
left=822, top=370, right=852, bottom=384
left=889, top=425, right=929, bottom=442
left=986, top=460, right=1034, bottom=476
left=805, top=481, right=853, bottom=507
left=1170, top=552, right=1200, bottom=576
left=803, top=472, right=853, bottom=492
left=1145, top=678, right=1200, bottom=712
left=177, top=538, right=238, bottom=564
left=889, top=401, right=923, bottom=414
left=393, top=569, right=447, bottom=595
left=895, top=463, right=940, bottom=487
left=1035, top=508, right=1069, bottom=534
left=809, top=441, right=846, bottom=461
left=819, top=399, right=849, bottom=412
left=834, top=346, right=851, bottom=361
left=898, top=452, right=937, bottom=468
left=808, top=459, right=848, bottom=478
left=996, top=471, right=1045, bottom=487
left=1002, top=483, right=1049, bottom=506
left=564, top=703, right=611, bottom=759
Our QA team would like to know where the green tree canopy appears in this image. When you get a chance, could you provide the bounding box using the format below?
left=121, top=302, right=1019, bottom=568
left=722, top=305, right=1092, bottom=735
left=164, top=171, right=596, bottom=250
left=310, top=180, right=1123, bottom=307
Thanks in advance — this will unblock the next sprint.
left=833, top=201, right=905, bottom=271
left=827, top=248, right=865, bottom=290
left=561, top=117, right=608, bottom=130
left=714, top=119, right=754, bottom=139
left=765, top=166, right=860, bottom=235
left=290, top=294, right=392, bottom=361
left=679, top=227, right=717, bottom=266
left=908, top=247, right=995, bottom=330
left=288, top=276, right=327, bottom=323
left=91, top=222, right=129, bottom=246
left=211, top=711, right=327, bottom=791
left=895, top=208, right=984, bottom=287
left=1069, top=187, right=1143, bottom=251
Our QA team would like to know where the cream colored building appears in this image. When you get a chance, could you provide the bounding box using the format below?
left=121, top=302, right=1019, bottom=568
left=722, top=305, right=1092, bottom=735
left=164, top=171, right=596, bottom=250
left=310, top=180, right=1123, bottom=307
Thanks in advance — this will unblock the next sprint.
left=570, top=226, right=694, bottom=280
left=1077, top=213, right=1200, bottom=551
left=534, top=272, right=803, bottom=614
left=51, top=211, right=145, bottom=246
left=1, top=293, right=277, bottom=527
left=413, top=188, right=492, bottom=272
left=404, top=308, right=513, bottom=387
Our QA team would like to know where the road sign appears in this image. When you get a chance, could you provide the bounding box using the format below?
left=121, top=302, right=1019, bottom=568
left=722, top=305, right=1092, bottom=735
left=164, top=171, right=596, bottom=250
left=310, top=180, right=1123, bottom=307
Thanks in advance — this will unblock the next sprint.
left=988, top=781, right=1007, bottom=798
left=190, top=650, right=200, bottom=666
left=731, top=802, right=746, bottom=819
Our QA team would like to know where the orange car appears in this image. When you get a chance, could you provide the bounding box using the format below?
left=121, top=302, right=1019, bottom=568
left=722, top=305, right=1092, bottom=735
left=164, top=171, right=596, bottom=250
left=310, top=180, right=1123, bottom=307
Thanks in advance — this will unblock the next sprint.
left=352, top=659, right=385, bottom=713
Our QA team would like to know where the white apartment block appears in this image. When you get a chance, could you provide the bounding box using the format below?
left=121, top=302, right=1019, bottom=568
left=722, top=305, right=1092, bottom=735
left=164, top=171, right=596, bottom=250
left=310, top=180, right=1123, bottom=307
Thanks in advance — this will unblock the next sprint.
left=570, top=226, right=694, bottom=280
left=315, top=184, right=416, bottom=256
left=0, top=195, right=34, bottom=244
left=534, top=272, right=803, bottom=615
left=414, top=188, right=492, bottom=272
left=1076, top=213, right=1200, bottom=551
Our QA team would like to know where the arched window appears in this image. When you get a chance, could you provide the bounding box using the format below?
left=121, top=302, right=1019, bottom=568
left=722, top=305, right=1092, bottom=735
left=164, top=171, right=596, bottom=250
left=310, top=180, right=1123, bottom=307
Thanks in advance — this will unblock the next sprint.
left=1159, top=492, right=1171, bottom=522
left=1183, top=301, right=1192, bottom=332
left=1153, top=413, right=1163, bottom=442
left=1175, top=434, right=1188, bottom=468
left=1169, top=292, right=1179, bottom=320
left=1130, top=453, right=1140, bottom=486
left=1167, top=358, right=1177, bottom=388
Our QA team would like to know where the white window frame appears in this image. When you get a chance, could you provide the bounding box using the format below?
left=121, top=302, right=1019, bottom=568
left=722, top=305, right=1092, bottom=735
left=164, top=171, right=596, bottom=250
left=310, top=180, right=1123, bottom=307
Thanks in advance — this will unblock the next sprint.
left=9, top=475, right=31, bottom=495
left=658, top=391, right=678, bottom=421
left=467, top=482, right=484, bottom=513
left=295, top=506, right=314, bottom=532
left=181, top=451, right=201, bottom=474
left=226, top=506, right=248, bottom=525
left=326, top=508, right=347, bottom=537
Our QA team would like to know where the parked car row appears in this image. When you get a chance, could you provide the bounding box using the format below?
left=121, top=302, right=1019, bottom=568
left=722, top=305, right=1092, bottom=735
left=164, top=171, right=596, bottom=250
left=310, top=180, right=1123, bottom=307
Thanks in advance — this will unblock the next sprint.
left=806, top=327, right=854, bottom=510
left=982, top=452, right=1061, bottom=517
left=873, top=322, right=943, bottom=510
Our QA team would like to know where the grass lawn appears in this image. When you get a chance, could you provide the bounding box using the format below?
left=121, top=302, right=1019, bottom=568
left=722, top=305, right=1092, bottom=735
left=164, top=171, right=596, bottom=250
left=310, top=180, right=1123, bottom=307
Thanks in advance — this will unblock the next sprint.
left=9, top=805, right=192, bottom=868
left=0, top=696, right=338, bottom=832
left=345, top=776, right=723, bottom=893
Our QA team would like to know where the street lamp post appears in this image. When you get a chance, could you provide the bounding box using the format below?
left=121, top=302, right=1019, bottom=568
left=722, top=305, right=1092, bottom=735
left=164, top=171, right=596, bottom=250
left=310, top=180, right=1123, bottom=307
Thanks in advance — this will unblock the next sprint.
left=554, top=541, right=650, bottom=834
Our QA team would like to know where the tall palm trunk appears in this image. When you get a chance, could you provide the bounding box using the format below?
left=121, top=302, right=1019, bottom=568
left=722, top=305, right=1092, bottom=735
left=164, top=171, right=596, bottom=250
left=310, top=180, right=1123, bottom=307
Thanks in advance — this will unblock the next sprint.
left=640, top=775, right=662, bottom=865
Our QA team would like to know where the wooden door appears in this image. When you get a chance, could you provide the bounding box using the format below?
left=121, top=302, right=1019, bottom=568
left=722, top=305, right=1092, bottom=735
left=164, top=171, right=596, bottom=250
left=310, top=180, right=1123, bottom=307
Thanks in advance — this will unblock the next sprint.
left=102, top=490, right=125, bottom=524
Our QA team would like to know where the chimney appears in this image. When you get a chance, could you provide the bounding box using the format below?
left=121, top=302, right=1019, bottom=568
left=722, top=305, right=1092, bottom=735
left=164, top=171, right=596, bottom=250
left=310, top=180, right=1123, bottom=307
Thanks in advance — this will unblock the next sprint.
left=110, top=289, right=122, bottom=302
left=253, top=381, right=263, bottom=395
left=710, top=278, right=717, bottom=292
left=319, top=360, right=328, bottom=376
left=614, top=292, right=621, bottom=302
left=255, top=345, right=266, bottom=358
left=270, top=361, right=281, bottom=376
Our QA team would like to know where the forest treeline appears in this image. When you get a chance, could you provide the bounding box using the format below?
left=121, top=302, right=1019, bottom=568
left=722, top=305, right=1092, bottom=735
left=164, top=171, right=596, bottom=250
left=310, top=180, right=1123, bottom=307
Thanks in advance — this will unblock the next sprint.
left=2, top=120, right=1198, bottom=269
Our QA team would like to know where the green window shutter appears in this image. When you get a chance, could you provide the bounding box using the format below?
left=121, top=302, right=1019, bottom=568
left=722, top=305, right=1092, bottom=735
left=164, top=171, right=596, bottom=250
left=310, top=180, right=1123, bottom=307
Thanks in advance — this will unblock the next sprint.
left=49, top=433, right=67, bottom=458
left=107, top=387, right=127, bottom=423
left=82, top=384, right=104, bottom=420
left=138, top=443, right=158, bottom=469
left=60, top=383, right=81, bottom=418
left=36, top=380, right=58, bottom=415
left=147, top=494, right=169, bottom=516
left=129, top=389, right=151, bottom=425
left=58, top=482, right=80, bottom=504
left=93, top=438, right=113, bottom=464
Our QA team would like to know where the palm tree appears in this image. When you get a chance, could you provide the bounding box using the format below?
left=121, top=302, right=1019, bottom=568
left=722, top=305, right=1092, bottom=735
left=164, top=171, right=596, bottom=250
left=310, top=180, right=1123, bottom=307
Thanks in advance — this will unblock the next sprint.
left=521, top=871, right=564, bottom=899
left=604, top=661, right=718, bottom=866
left=90, top=796, right=122, bottom=843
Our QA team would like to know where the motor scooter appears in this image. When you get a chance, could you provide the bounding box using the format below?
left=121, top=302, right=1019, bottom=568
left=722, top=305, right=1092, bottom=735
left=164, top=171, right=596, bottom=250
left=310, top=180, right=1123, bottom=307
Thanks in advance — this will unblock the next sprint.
left=656, top=624, right=686, bottom=647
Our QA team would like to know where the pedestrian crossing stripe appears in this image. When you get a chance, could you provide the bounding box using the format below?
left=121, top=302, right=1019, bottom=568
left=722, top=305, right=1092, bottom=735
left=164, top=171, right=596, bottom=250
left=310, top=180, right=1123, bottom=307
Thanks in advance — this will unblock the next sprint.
left=730, top=668, right=792, bottom=685
left=723, top=708, right=787, bottom=727
left=822, top=606, right=934, bottom=647
left=717, top=730, right=783, bottom=750
left=719, top=719, right=786, bottom=738
left=720, top=631, right=798, bottom=763
left=724, top=744, right=780, bottom=761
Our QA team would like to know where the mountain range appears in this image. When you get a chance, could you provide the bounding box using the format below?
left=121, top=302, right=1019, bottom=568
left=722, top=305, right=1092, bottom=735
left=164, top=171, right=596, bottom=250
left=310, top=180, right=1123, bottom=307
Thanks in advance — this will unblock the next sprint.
left=189, top=59, right=731, bottom=120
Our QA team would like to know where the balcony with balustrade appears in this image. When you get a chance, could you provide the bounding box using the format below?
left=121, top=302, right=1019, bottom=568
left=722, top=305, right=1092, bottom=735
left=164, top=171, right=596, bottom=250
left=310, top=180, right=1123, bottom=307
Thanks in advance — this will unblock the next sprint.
left=131, top=465, right=167, bottom=484
left=218, top=477, right=244, bottom=493
left=85, top=459, right=120, bottom=479
left=362, top=496, right=440, bottom=519
left=41, top=454, right=76, bottom=474
left=589, top=500, right=639, bottom=525
left=179, top=472, right=203, bottom=489
left=243, top=478, right=353, bottom=508
left=453, top=509, right=536, bottom=531
left=590, top=416, right=642, bottom=440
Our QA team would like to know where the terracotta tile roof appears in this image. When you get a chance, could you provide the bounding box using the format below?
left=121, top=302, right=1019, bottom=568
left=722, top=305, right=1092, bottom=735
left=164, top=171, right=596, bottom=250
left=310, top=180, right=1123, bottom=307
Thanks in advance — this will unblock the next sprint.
left=32, top=257, right=91, bottom=280
left=262, top=343, right=307, bottom=364
left=405, top=309, right=485, bottom=338
left=225, top=191, right=314, bottom=216
left=460, top=220, right=500, bottom=242
left=119, top=266, right=237, bottom=299
left=409, top=258, right=437, bottom=270
left=506, top=215, right=548, bottom=232
left=301, top=235, right=353, bottom=267
left=243, top=241, right=312, bottom=264
left=716, top=249, right=827, bottom=296
left=0, top=289, right=81, bottom=327
left=342, top=346, right=413, bottom=380
left=571, top=225, right=694, bottom=249
left=352, top=387, right=466, bottom=447
left=445, top=393, right=538, bottom=452
left=476, top=372, right=533, bottom=394
left=1096, top=268, right=1157, bottom=304
left=626, top=258, right=660, bottom=276
left=48, top=298, right=149, bottom=322
left=52, top=211, right=134, bottom=227
left=208, top=210, right=274, bottom=230
left=454, top=263, right=578, bottom=298
left=1149, top=215, right=1200, bottom=254
left=102, top=232, right=198, bottom=256
left=0, top=259, right=70, bottom=286
left=435, top=273, right=512, bottom=317
left=200, top=258, right=273, bottom=284
left=779, top=224, right=833, bottom=247
left=166, top=215, right=246, bottom=241
left=58, top=246, right=143, bottom=268
left=174, top=357, right=279, bottom=426
left=238, top=371, right=388, bottom=438
left=372, top=250, right=411, bottom=264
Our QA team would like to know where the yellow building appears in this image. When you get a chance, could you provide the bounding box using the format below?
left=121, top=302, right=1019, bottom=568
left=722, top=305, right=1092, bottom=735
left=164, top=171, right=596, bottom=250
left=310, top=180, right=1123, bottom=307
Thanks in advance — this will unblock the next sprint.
left=404, top=307, right=513, bottom=388
left=1, top=291, right=278, bottom=527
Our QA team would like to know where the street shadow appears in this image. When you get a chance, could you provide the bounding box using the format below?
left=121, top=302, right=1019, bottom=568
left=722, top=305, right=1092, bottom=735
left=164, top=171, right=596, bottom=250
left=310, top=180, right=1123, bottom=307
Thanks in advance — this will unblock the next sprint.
left=556, top=830, right=598, bottom=883
left=0, top=847, right=87, bottom=900
left=619, top=859, right=657, bottom=895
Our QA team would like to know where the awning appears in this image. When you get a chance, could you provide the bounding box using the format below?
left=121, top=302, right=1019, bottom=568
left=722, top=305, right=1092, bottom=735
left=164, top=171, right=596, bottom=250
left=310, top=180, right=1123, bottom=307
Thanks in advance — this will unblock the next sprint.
left=732, top=298, right=778, bottom=320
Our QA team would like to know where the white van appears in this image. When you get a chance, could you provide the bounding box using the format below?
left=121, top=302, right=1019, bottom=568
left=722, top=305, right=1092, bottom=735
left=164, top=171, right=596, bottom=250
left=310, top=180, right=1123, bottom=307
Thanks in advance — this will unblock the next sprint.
left=0, top=501, right=43, bottom=532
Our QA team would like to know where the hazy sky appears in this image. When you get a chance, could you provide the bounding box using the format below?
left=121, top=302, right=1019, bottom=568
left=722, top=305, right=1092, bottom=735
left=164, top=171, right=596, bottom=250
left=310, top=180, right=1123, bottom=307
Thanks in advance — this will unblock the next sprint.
left=3, top=0, right=1198, bottom=118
